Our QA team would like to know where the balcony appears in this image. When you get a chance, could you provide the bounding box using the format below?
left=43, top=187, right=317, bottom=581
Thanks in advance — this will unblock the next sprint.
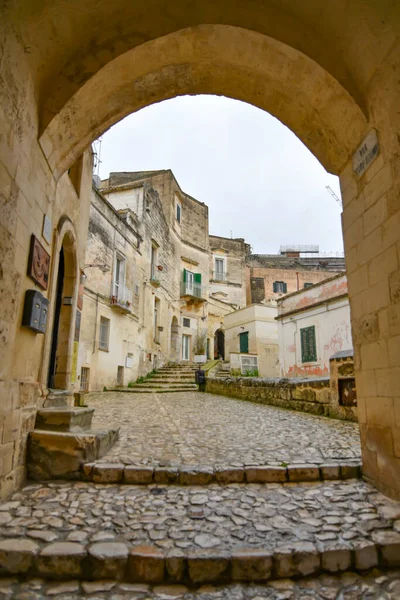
left=180, top=280, right=205, bottom=302
left=150, top=263, right=161, bottom=287
left=110, top=283, right=133, bottom=313
left=211, top=271, right=228, bottom=282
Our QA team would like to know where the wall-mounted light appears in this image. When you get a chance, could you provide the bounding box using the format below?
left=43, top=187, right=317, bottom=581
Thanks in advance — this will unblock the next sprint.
left=81, top=263, right=110, bottom=283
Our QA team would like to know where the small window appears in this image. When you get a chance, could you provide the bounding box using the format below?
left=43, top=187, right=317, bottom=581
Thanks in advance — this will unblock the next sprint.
left=99, top=316, right=110, bottom=351
left=80, top=367, right=90, bottom=392
left=183, top=317, right=190, bottom=328
left=176, top=203, right=181, bottom=223
left=304, top=282, right=313, bottom=289
left=300, top=325, right=317, bottom=362
left=239, top=331, right=249, bottom=353
left=273, top=281, right=287, bottom=293
left=214, top=258, right=225, bottom=281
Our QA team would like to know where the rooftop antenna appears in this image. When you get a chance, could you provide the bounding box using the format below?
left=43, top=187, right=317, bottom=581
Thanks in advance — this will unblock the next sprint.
left=230, top=230, right=233, bottom=239
left=325, top=185, right=342, bottom=207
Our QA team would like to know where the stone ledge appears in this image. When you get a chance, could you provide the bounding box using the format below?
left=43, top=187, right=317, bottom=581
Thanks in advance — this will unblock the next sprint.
left=81, top=462, right=362, bottom=485
left=0, top=538, right=397, bottom=584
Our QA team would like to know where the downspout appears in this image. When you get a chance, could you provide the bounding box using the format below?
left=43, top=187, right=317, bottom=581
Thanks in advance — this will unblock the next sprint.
left=92, top=293, right=99, bottom=354
left=296, top=271, right=299, bottom=291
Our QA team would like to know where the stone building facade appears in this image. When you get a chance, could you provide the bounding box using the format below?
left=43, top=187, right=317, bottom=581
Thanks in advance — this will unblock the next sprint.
left=246, top=250, right=345, bottom=305
left=277, top=274, right=352, bottom=378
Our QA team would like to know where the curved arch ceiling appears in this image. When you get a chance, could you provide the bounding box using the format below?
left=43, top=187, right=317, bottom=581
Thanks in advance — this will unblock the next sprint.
left=39, top=25, right=367, bottom=179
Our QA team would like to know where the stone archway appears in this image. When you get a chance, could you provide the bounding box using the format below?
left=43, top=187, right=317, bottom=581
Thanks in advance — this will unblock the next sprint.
left=2, top=1, right=400, bottom=498
left=47, top=231, right=78, bottom=390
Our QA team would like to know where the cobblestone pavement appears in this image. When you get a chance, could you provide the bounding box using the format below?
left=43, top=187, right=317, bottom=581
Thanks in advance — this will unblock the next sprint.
left=1, top=570, right=400, bottom=598
left=0, top=480, right=398, bottom=553
left=88, top=392, right=361, bottom=468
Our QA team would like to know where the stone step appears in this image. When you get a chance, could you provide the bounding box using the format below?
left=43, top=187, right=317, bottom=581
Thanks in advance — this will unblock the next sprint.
left=82, top=462, right=362, bottom=485
left=0, top=479, right=398, bottom=584
left=35, top=407, right=95, bottom=432
left=146, top=379, right=196, bottom=384
left=2, top=572, right=400, bottom=598
left=27, top=427, right=120, bottom=480
left=43, top=389, right=74, bottom=408
left=130, top=384, right=198, bottom=389
left=108, top=388, right=198, bottom=394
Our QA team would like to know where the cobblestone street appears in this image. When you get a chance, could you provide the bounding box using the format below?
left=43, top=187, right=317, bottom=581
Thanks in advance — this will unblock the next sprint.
left=1, top=570, right=400, bottom=599
left=88, top=392, right=361, bottom=468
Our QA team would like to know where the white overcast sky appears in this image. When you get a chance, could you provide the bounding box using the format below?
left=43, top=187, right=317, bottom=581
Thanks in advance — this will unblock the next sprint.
left=96, top=95, right=344, bottom=255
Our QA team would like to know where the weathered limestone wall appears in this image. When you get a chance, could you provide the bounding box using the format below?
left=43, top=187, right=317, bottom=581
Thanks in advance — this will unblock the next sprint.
left=209, top=236, right=248, bottom=308
left=206, top=377, right=357, bottom=422
left=0, top=21, right=92, bottom=497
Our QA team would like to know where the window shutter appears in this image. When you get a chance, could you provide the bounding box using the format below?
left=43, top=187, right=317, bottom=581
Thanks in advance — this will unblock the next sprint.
left=194, top=273, right=202, bottom=284
left=273, top=281, right=278, bottom=293
left=239, top=331, right=249, bottom=353
left=283, top=283, right=287, bottom=293
left=183, top=268, right=187, bottom=282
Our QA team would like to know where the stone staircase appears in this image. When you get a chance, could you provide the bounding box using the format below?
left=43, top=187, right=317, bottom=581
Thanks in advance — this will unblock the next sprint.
left=214, top=361, right=231, bottom=378
left=27, top=389, right=119, bottom=480
left=113, top=364, right=198, bottom=393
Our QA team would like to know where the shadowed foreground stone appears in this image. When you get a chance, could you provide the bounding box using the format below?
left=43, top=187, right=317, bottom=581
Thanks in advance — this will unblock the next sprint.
left=274, top=542, right=320, bottom=578
left=27, top=428, right=119, bottom=480
left=36, top=542, right=86, bottom=579
left=231, top=549, right=272, bottom=581
left=0, top=538, right=39, bottom=574
left=128, top=545, right=165, bottom=583
left=187, top=550, right=230, bottom=584
left=87, top=542, right=128, bottom=579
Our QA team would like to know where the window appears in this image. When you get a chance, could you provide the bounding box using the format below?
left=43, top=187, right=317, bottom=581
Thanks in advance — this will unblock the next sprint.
left=273, top=281, right=287, bottom=293
left=99, top=317, right=110, bottom=351
left=241, top=355, right=258, bottom=375
left=182, top=334, right=190, bottom=360
left=113, top=254, right=126, bottom=300
left=183, top=317, right=190, bottom=328
left=300, top=325, right=317, bottom=362
left=80, top=367, right=90, bottom=391
left=182, top=269, right=202, bottom=297
left=239, top=331, right=249, bottom=353
left=154, top=297, right=160, bottom=342
left=214, top=257, right=225, bottom=281
left=151, top=243, right=158, bottom=281
left=176, top=203, right=181, bottom=223
left=304, top=282, right=313, bottom=289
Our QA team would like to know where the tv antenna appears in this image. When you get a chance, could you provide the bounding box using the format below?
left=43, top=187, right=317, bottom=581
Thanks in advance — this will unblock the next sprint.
left=325, top=185, right=342, bottom=207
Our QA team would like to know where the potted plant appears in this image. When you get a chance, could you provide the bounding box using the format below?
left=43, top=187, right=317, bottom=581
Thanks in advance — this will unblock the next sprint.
left=193, top=330, right=207, bottom=364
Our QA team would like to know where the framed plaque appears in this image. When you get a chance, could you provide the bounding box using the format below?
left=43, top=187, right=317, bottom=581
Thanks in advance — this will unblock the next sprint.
left=27, top=234, right=50, bottom=290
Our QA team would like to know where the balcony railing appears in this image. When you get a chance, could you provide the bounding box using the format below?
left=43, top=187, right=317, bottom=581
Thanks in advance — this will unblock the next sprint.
left=111, top=282, right=133, bottom=313
left=180, top=280, right=204, bottom=300
left=212, top=271, right=228, bottom=282
left=150, top=263, right=161, bottom=285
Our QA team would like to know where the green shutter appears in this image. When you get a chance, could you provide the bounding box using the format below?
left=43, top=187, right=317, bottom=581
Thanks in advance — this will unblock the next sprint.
left=300, top=326, right=317, bottom=362
left=283, top=282, right=287, bottom=293
left=273, top=282, right=277, bottom=292
left=194, top=273, right=202, bottom=284
left=239, top=331, right=249, bottom=353
left=183, top=269, right=187, bottom=282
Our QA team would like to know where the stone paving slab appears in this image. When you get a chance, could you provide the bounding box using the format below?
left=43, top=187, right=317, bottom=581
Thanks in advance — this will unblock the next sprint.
left=0, top=570, right=399, bottom=599
left=81, top=462, right=361, bottom=485
left=87, top=392, right=361, bottom=468
left=0, top=480, right=399, bottom=583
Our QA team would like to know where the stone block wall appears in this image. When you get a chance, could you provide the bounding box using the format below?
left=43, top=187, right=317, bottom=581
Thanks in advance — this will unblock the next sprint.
left=206, top=376, right=358, bottom=422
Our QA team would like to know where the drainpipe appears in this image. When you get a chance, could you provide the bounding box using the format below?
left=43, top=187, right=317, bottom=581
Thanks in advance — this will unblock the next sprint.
left=296, top=271, right=299, bottom=291
left=92, top=293, right=99, bottom=354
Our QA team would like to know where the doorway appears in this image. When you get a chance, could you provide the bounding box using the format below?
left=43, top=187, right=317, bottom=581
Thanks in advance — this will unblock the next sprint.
left=214, top=329, right=225, bottom=360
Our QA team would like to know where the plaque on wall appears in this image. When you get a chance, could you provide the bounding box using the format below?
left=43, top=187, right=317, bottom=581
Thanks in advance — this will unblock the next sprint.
left=27, top=235, right=50, bottom=290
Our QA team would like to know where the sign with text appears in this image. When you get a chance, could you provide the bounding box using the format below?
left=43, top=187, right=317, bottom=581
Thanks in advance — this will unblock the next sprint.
left=352, top=130, right=379, bottom=178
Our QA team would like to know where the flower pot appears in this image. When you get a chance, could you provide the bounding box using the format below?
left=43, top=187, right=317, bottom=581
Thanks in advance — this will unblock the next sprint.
left=194, top=354, right=207, bottom=364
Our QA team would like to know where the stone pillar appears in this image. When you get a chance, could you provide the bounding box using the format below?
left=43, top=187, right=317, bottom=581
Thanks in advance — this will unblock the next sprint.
left=341, top=42, right=400, bottom=498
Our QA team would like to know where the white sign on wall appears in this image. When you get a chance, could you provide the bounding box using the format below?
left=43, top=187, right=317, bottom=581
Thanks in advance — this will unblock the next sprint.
left=125, top=355, right=133, bottom=368
left=352, top=130, right=379, bottom=178
left=42, top=214, right=52, bottom=244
